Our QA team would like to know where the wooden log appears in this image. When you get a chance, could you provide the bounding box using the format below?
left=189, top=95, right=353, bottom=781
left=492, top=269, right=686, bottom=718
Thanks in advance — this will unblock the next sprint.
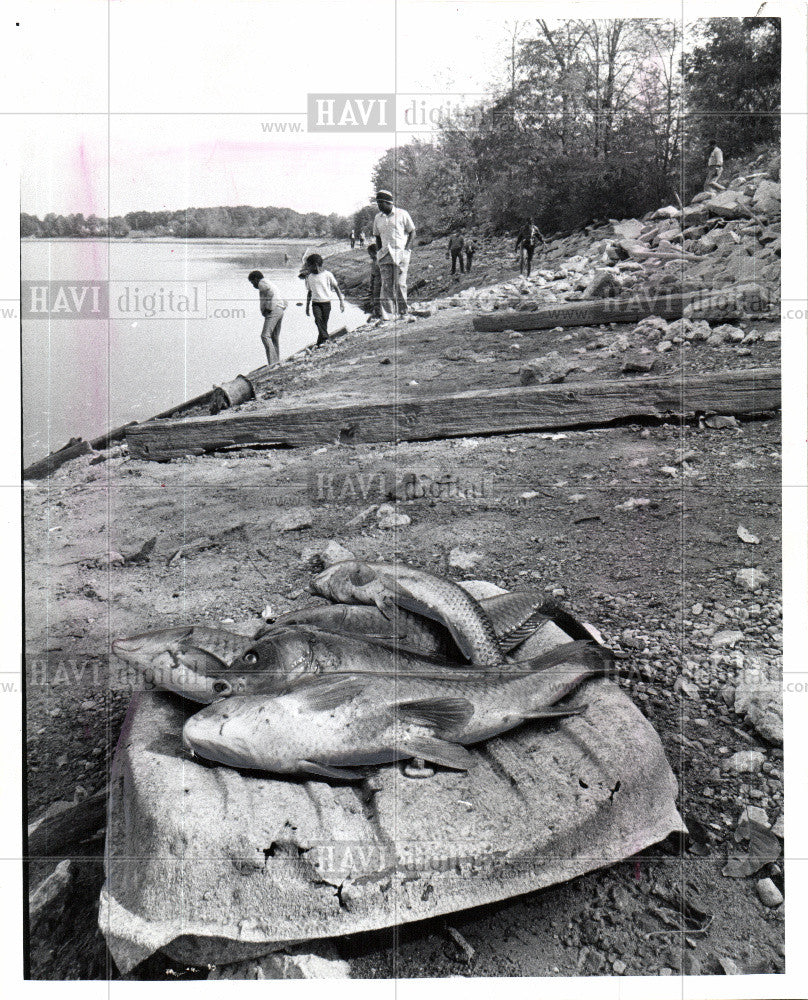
left=23, top=438, right=91, bottom=480
left=126, top=368, right=780, bottom=461
left=473, top=288, right=773, bottom=332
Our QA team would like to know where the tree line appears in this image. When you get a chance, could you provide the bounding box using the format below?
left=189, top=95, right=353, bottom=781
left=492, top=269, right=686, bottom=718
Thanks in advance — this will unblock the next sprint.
left=20, top=205, right=356, bottom=240
left=367, top=17, right=780, bottom=237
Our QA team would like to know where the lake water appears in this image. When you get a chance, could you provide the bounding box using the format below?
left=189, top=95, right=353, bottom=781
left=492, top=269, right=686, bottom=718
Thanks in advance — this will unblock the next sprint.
left=21, top=239, right=368, bottom=464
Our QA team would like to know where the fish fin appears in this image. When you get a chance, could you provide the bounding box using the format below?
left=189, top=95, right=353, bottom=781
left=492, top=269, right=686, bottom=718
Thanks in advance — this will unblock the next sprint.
left=300, top=760, right=366, bottom=782
left=373, top=593, right=399, bottom=621
left=401, top=736, right=474, bottom=771
left=395, top=696, right=474, bottom=733
left=499, top=607, right=551, bottom=650
left=294, top=674, right=367, bottom=712
left=540, top=601, right=604, bottom=643
left=521, top=703, right=589, bottom=721
left=176, top=646, right=232, bottom=670
left=519, top=640, right=613, bottom=674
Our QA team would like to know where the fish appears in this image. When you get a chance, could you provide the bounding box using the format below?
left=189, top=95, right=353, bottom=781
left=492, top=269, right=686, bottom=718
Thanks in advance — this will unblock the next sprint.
left=262, top=590, right=571, bottom=658
left=181, top=640, right=613, bottom=779
left=310, top=560, right=506, bottom=665
left=111, top=625, right=254, bottom=702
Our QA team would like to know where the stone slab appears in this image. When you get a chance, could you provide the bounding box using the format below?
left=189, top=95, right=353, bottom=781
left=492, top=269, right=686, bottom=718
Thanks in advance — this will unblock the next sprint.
left=100, top=603, right=683, bottom=974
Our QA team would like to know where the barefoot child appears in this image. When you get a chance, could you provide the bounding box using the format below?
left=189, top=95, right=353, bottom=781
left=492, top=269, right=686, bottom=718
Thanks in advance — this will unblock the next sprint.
left=303, top=254, right=345, bottom=346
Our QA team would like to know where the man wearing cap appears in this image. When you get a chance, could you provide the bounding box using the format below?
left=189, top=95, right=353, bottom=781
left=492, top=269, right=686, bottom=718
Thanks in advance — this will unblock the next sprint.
left=372, top=189, right=416, bottom=320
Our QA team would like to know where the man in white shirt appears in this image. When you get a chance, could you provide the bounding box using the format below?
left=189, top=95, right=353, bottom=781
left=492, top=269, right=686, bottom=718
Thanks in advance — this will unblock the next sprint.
left=248, top=269, right=286, bottom=366
left=372, top=189, right=416, bottom=320
left=706, top=140, right=724, bottom=188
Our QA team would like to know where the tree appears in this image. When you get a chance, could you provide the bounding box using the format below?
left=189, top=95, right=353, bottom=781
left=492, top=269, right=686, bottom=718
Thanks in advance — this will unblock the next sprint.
left=683, top=17, right=780, bottom=157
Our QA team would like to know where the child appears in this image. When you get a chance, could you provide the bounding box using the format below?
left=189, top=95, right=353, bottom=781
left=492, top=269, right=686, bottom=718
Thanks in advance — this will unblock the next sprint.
left=366, top=243, right=381, bottom=317
left=303, top=254, right=345, bottom=346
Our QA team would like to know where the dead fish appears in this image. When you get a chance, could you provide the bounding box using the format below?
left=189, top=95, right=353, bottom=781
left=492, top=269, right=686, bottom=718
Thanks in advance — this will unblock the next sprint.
left=182, top=640, right=613, bottom=779
left=311, top=560, right=505, bottom=665
left=111, top=625, right=253, bottom=702
left=264, top=591, right=559, bottom=658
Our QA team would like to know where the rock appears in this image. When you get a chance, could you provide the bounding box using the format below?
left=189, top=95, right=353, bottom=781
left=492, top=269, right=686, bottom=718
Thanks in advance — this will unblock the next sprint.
left=376, top=504, right=411, bottom=529
left=519, top=352, right=579, bottom=385
left=29, top=859, right=73, bottom=922
left=612, top=959, right=627, bottom=975
left=735, top=567, right=768, bottom=591
left=673, top=676, right=699, bottom=699
left=209, top=946, right=351, bottom=979
left=752, top=180, right=780, bottom=217
left=690, top=191, right=712, bottom=204
left=621, top=355, right=655, bottom=374
left=611, top=219, right=644, bottom=240
left=705, top=191, right=752, bottom=219
left=582, top=269, right=622, bottom=298
left=657, top=340, right=673, bottom=353
left=771, top=814, right=784, bottom=839
left=737, top=805, right=770, bottom=830
left=713, top=323, right=745, bottom=343
left=301, top=540, right=355, bottom=571
left=275, top=508, right=314, bottom=532
left=725, top=750, right=765, bottom=774
left=615, top=497, right=651, bottom=511
left=734, top=665, right=783, bottom=744
left=704, top=414, right=740, bottom=430
left=756, top=878, right=783, bottom=908
left=653, top=205, right=680, bottom=219
left=737, top=525, right=760, bottom=545
left=632, top=315, right=669, bottom=338
left=448, top=548, right=483, bottom=572
left=710, top=629, right=744, bottom=647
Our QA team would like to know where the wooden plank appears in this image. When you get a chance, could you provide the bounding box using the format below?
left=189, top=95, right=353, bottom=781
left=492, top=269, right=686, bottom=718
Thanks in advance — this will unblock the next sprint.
left=126, top=367, right=780, bottom=461
left=472, top=288, right=774, bottom=332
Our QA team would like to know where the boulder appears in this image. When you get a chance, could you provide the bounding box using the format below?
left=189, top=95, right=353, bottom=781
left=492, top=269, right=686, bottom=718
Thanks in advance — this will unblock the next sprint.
left=752, top=180, right=781, bottom=217
left=582, top=269, right=623, bottom=299
left=733, top=663, right=782, bottom=744
left=611, top=219, right=644, bottom=240
left=100, top=605, right=684, bottom=973
left=705, top=191, right=752, bottom=220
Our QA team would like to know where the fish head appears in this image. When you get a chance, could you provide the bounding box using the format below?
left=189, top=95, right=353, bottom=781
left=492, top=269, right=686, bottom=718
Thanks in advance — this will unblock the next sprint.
left=310, top=560, right=375, bottom=602
left=311, top=561, right=387, bottom=607
left=111, top=628, right=235, bottom=703
left=228, top=626, right=323, bottom=690
left=182, top=697, right=286, bottom=771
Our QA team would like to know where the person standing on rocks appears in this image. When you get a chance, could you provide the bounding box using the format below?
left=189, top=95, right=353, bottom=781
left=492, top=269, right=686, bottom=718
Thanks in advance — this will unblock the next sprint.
left=464, top=238, right=477, bottom=272
left=515, top=217, right=544, bottom=277
left=248, top=269, right=286, bottom=366
left=706, top=140, right=724, bottom=188
left=447, top=232, right=465, bottom=275
left=373, top=189, right=416, bottom=320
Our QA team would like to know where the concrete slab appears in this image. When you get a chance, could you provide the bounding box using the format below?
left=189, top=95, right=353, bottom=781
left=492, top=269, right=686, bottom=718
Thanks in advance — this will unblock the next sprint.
left=100, top=602, right=683, bottom=975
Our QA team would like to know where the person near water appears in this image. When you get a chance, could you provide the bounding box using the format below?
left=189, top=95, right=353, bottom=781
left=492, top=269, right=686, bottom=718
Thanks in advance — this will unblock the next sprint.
left=366, top=243, right=381, bottom=317
left=358, top=231, right=365, bottom=247
left=303, top=253, right=345, bottom=346
left=515, top=217, right=544, bottom=277
left=372, top=189, right=416, bottom=320
left=350, top=230, right=356, bottom=249
left=706, top=140, right=724, bottom=188
left=248, top=270, right=286, bottom=366
left=447, top=232, right=465, bottom=275
left=464, top=238, right=477, bottom=272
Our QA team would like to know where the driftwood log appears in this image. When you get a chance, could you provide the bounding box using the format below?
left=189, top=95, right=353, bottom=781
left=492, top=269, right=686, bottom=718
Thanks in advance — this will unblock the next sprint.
left=125, top=367, right=780, bottom=461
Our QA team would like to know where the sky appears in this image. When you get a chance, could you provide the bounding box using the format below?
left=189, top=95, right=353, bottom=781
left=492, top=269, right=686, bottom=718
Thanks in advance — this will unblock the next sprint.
left=18, top=0, right=523, bottom=219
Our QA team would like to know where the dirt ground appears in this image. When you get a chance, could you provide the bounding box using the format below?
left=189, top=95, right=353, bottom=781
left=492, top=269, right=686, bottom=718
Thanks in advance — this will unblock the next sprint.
left=25, top=372, right=783, bottom=977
